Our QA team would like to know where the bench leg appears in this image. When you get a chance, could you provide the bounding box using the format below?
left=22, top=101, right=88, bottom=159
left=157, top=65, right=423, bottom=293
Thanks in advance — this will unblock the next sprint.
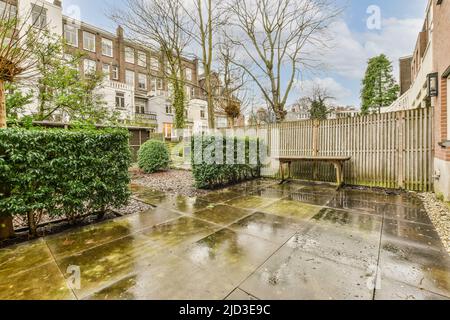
left=280, top=162, right=285, bottom=183
left=333, top=162, right=344, bottom=190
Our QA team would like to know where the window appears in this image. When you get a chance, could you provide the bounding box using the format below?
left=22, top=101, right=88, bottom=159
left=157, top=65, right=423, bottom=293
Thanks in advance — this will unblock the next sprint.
left=112, top=66, right=119, bottom=80
left=166, top=104, right=172, bottom=114
left=115, top=92, right=125, bottom=109
left=102, top=38, right=113, bottom=57
left=186, top=68, right=192, bottom=81
left=150, top=57, right=159, bottom=70
left=448, top=77, right=450, bottom=140
left=135, top=98, right=146, bottom=114
left=64, top=24, right=78, bottom=47
left=83, top=31, right=96, bottom=52
left=32, top=5, right=47, bottom=29
left=125, top=47, right=135, bottom=64
left=138, top=73, right=147, bottom=90
left=102, top=63, right=111, bottom=77
left=83, top=59, right=96, bottom=74
left=191, top=87, right=195, bottom=98
left=0, top=2, right=17, bottom=16
left=200, top=110, right=206, bottom=119
left=138, top=51, right=147, bottom=67
left=125, top=70, right=135, bottom=86
left=158, top=79, right=163, bottom=90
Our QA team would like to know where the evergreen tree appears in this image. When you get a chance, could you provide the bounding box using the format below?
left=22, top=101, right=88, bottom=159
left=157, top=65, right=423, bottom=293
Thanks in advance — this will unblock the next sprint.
left=361, top=54, right=399, bottom=114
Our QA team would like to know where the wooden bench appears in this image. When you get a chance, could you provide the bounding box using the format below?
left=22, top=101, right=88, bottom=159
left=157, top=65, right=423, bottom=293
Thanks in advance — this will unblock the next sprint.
left=276, top=156, right=352, bottom=189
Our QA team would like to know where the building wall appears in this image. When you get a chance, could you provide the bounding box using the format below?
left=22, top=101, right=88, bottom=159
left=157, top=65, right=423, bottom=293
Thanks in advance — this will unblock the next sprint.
left=432, top=0, right=450, bottom=200
left=399, top=56, right=413, bottom=95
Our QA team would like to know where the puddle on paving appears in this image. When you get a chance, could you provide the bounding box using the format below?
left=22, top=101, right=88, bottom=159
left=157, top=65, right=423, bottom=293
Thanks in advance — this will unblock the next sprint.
left=178, top=228, right=279, bottom=286
left=229, top=212, right=304, bottom=244
left=383, top=218, right=443, bottom=248
left=312, top=208, right=383, bottom=233
left=260, top=200, right=322, bottom=221
left=46, top=209, right=181, bottom=259
left=225, top=196, right=277, bottom=210
left=249, top=188, right=291, bottom=199
left=286, top=192, right=334, bottom=206
left=191, top=205, right=252, bottom=226
left=383, top=204, right=432, bottom=225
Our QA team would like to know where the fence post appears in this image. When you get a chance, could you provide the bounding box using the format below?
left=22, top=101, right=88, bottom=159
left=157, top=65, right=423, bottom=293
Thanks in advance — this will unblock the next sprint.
left=397, top=111, right=406, bottom=189
left=312, top=120, right=320, bottom=156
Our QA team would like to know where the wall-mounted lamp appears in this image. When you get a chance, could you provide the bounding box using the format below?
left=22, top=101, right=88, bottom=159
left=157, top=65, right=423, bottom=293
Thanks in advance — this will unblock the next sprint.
left=427, top=72, right=439, bottom=97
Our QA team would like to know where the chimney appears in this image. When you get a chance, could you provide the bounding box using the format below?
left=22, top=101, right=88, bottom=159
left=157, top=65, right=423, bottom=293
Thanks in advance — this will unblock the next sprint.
left=53, top=0, right=62, bottom=8
left=117, top=26, right=124, bottom=39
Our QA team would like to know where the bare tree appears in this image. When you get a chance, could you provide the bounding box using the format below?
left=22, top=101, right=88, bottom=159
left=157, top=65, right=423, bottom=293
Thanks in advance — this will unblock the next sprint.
left=0, top=2, right=46, bottom=128
left=216, top=38, right=248, bottom=127
left=178, top=0, right=221, bottom=129
left=305, top=84, right=334, bottom=120
left=110, top=0, right=191, bottom=129
left=225, top=0, right=341, bottom=122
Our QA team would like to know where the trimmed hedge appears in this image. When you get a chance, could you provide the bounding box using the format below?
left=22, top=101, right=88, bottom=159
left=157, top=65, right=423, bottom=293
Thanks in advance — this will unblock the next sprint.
left=0, top=128, right=131, bottom=234
left=191, top=135, right=262, bottom=189
left=138, top=140, right=170, bottom=173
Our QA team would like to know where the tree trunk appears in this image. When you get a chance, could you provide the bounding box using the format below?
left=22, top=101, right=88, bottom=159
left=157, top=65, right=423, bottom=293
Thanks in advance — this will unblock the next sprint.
left=0, top=80, right=15, bottom=240
left=0, top=80, right=6, bottom=128
left=27, top=212, right=37, bottom=238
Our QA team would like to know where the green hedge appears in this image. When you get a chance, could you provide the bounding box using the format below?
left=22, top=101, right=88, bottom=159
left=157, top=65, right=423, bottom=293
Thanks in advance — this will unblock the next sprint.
left=191, top=135, right=262, bottom=189
left=0, top=128, right=131, bottom=233
left=138, top=140, right=170, bottom=173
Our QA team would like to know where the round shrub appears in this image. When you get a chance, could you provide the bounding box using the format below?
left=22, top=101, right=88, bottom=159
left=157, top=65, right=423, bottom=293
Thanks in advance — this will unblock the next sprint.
left=138, top=140, right=170, bottom=173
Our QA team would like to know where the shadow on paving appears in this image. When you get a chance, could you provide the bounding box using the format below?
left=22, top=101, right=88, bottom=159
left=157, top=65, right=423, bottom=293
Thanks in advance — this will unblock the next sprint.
left=1, top=180, right=449, bottom=300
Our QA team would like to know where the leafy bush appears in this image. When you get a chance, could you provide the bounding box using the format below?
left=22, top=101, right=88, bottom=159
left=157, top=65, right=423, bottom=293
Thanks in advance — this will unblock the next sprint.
left=0, top=128, right=131, bottom=235
left=138, top=140, right=170, bottom=173
left=191, top=135, right=262, bottom=189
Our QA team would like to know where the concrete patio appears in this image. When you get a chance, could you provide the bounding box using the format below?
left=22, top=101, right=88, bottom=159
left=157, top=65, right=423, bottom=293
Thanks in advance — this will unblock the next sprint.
left=1, top=180, right=449, bottom=300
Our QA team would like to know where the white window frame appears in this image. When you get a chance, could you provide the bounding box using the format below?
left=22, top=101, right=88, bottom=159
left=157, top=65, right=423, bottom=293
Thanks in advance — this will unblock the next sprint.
left=125, top=70, right=135, bottom=86
left=186, top=86, right=191, bottom=100
left=138, top=73, right=147, bottom=90
left=101, top=38, right=113, bottom=57
left=83, top=31, right=96, bottom=52
left=166, top=104, right=172, bottom=115
left=112, top=66, right=119, bottom=80
left=186, top=68, right=192, bottom=81
left=115, top=92, right=126, bottom=109
left=125, top=47, right=135, bottom=64
left=64, top=24, right=78, bottom=47
left=150, top=57, right=159, bottom=70
left=138, top=51, right=147, bottom=67
left=31, top=5, right=47, bottom=29
left=83, top=59, right=96, bottom=75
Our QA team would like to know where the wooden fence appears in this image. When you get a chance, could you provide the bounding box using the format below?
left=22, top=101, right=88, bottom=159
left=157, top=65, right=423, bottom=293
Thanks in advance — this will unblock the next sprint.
left=226, top=108, right=434, bottom=191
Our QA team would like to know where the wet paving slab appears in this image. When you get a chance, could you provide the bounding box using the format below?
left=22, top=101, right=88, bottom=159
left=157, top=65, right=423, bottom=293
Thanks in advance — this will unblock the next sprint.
left=240, top=247, right=375, bottom=300
left=46, top=209, right=181, bottom=259
left=229, top=212, right=306, bottom=245
left=374, top=277, right=449, bottom=300
left=259, top=199, right=322, bottom=221
left=1, top=179, right=450, bottom=300
left=225, top=196, right=278, bottom=210
left=176, top=228, right=280, bottom=286
left=86, top=254, right=235, bottom=300
left=190, top=205, right=253, bottom=227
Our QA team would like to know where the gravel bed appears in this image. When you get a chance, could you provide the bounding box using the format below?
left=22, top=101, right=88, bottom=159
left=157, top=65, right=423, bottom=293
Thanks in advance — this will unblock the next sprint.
left=132, top=169, right=211, bottom=197
left=418, top=193, right=450, bottom=254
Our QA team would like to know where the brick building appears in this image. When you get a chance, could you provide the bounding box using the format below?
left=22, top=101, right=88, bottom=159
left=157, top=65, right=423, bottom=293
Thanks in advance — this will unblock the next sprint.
left=388, top=0, right=450, bottom=199
left=5, top=0, right=242, bottom=138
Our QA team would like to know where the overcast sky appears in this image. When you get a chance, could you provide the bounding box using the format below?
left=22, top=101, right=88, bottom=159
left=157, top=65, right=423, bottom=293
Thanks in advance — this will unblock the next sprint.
left=63, top=0, right=428, bottom=108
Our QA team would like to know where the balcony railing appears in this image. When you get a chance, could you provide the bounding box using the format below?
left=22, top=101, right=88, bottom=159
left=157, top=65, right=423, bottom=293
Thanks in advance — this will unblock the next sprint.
left=105, top=80, right=134, bottom=92
left=135, top=112, right=158, bottom=123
